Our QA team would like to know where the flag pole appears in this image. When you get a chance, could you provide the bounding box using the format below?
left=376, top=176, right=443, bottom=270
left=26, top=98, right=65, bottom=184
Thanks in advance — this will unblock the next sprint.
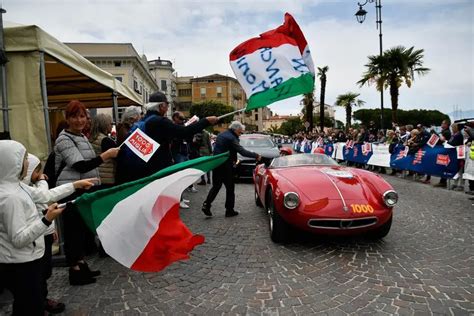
left=217, top=108, right=246, bottom=120
left=58, top=199, right=76, bottom=209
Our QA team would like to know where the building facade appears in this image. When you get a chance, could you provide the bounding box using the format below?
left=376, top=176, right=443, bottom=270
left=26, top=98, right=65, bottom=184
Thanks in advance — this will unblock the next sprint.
left=189, top=74, right=246, bottom=110
left=313, top=102, right=336, bottom=121
left=175, top=76, right=193, bottom=115
left=176, top=73, right=272, bottom=131
left=148, top=58, right=177, bottom=109
left=66, top=42, right=160, bottom=117
left=263, top=115, right=295, bottom=131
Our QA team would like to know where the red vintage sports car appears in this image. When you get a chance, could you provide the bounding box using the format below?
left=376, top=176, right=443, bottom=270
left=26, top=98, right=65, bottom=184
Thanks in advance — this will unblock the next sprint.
left=253, top=153, right=398, bottom=243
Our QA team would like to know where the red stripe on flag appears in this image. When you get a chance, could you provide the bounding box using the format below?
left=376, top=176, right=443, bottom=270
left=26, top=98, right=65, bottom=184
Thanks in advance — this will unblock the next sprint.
left=229, top=33, right=297, bottom=61
left=229, top=13, right=307, bottom=61
left=130, top=195, right=205, bottom=272
left=262, top=13, right=308, bottom=55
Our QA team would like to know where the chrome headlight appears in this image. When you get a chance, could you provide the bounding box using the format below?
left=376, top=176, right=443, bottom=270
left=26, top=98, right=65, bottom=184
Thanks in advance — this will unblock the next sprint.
left=283, top=192, right=300, bottom=209
left=383, top=190, right=398, bottom=207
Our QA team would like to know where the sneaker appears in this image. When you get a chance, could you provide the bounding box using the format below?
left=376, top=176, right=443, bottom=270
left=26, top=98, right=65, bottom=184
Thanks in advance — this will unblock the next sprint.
left=225, top=210, right=239, bottom=217
left=180, top=201, right=190, bottom=209
left=465, top=191, right=474, bottom=195
left=44, top=299, right=65, bottom=314
left=201, top=203, right=213, bottom=217
left=182, top=199, right=190, bottom=203
left=187, top=186, right=198, bottom=193
left=421, top=179, right=431, bottom=184
left=197, top=180, right=206, bottom=185
left=433, top=182, right=447, bottom=188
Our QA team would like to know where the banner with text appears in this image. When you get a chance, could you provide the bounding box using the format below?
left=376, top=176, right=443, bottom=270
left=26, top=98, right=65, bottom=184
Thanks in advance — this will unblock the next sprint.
left=389, top=144, right=459, bottom=178
left=324, top=142, right=460, bottom=178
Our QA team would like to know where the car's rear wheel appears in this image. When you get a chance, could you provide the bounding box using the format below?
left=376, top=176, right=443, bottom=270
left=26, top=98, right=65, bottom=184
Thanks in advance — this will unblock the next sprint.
left=368, top=215, right=392, bottom=239
left=255, top=187, right=263, bottom=207
left=267, top=190, right=289, bottom=243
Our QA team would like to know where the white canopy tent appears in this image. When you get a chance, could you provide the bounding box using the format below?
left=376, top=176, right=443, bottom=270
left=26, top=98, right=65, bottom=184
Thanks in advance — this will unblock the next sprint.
left=0, top=23, right=143, bottom=159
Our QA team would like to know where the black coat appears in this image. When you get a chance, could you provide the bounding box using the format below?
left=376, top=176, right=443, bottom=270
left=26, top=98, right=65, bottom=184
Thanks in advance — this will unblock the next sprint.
left=213, top=129, right=258, bottom=167
left=116, top=111, right=210, bottom=183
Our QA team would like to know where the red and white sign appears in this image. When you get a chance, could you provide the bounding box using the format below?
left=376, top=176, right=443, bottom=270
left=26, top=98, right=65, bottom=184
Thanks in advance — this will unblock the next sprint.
left=396, top=147, right=408, bottom=160
left=436, top=154, right=450, bottom=166
left=427, top=134, right=439, bottom=148
left=362, top=142, right=372, bottom=155
left=123, top=128, right=160, bottom=162
left=184, top=115, right=199, bottom=126
left=457, top=145, right=466, bottom=159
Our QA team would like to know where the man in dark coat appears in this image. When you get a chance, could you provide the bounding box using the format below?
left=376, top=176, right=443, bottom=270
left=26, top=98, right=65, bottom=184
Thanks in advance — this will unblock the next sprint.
left=202, top=121, right=261, bottom=218
left=116, top=91, right=218, bottom=183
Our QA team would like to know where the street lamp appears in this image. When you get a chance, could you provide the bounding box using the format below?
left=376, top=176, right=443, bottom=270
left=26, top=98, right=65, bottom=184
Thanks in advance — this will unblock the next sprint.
left=355, top=0, right=385, bottom=130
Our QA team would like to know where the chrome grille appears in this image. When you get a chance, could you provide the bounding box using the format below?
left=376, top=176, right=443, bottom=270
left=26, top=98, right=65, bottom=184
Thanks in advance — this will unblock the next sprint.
left=307, top=217, right=377, bottom=229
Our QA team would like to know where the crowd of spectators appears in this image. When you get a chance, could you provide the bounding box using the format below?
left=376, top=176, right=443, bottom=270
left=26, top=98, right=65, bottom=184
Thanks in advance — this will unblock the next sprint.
left=286, top=119, right=473, bottom=194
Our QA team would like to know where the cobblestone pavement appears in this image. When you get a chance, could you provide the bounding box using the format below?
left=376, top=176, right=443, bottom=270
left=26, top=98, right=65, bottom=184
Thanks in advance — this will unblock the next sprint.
left=1, top=174, right=473, bottom=315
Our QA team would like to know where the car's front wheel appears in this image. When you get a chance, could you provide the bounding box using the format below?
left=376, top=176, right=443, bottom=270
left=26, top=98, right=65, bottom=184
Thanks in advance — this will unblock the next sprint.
left=267, top=190, right=290, bottom=243
left=255, top=187, right=263, bottom=207
left=368, top=215, right=392, bottom=239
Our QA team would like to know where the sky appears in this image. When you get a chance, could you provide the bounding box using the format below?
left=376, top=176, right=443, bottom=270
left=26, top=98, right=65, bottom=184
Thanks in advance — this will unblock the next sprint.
left=4, top=0, right=473, bottom=123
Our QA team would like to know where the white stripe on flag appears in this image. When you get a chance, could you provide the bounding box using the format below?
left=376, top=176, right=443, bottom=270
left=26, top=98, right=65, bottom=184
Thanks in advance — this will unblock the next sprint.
left=97, top=168, right=204, bottom=268
left=230, top=43, right=310, bottom=97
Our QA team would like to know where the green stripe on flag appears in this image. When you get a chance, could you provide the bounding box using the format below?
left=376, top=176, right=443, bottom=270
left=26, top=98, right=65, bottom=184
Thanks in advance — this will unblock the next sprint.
left=75, top=152, right=229, bottom=232
left=246, top=72, right=314, bottom=111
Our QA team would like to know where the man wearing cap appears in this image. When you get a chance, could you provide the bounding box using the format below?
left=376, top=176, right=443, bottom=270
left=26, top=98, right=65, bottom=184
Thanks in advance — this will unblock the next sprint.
left=116, top=91, right=218, bottom=182
left=201, top=121, right=261, bottom=218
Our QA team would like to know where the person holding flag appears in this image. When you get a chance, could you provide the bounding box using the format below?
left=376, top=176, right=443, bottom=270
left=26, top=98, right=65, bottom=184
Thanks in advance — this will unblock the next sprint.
left=116, top=91, right=219, bottom=184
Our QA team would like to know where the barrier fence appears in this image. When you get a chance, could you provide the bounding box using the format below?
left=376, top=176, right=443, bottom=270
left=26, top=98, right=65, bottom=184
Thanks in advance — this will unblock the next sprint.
left=307, top=142, right=469, bottom=179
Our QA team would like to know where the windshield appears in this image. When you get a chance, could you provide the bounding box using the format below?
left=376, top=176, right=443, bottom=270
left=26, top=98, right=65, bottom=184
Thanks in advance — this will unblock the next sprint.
left=240, top=137, right=275, bottom=147
left=270, top=153, right=338, bottom=168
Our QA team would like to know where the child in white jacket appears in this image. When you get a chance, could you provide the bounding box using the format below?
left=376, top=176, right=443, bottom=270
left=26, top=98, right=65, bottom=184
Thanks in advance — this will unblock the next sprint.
left=0, top=140, right=65, bottom=316
left=21, top=153, right=96, bottom=314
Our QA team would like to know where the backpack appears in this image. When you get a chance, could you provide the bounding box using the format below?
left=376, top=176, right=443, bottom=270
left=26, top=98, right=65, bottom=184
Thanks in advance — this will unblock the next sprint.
left=43, top=134, right=76, bottom=188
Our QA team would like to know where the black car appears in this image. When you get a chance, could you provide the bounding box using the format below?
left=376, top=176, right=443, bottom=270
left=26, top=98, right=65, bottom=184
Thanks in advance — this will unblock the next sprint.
left=236, top=134, right=280, bottom=179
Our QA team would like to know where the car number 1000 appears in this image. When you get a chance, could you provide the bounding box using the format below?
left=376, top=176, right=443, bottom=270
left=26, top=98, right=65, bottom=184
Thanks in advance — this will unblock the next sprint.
left=350, top=204, right=374, bottom=214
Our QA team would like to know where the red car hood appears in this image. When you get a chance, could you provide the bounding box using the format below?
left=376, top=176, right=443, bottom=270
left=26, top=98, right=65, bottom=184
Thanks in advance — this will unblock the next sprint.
left=273, top=166, right=378, bottom=202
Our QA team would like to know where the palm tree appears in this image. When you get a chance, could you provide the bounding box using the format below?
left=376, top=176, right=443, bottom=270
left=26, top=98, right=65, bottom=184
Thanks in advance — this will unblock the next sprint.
left=358, top=46, right=430, bottom=124
left=317, top=66, right=329, bottom=133
left=335, top=92, right=365, bottom=132
left=302, top=92, right=314, bottom=131
left=267, top=124, right=280, bottom=134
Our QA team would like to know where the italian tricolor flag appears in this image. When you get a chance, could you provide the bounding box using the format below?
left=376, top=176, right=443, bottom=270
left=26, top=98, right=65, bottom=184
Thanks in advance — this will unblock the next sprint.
left=75, top=153, right=228, bottom=272
left=230, top=13, right=315, bottom=111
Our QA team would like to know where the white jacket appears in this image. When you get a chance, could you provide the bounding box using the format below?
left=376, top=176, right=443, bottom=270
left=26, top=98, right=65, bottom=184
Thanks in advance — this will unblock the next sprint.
left=0, top=141, right=49, bottom=263
left=21, top=153, right=75, bottom=236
